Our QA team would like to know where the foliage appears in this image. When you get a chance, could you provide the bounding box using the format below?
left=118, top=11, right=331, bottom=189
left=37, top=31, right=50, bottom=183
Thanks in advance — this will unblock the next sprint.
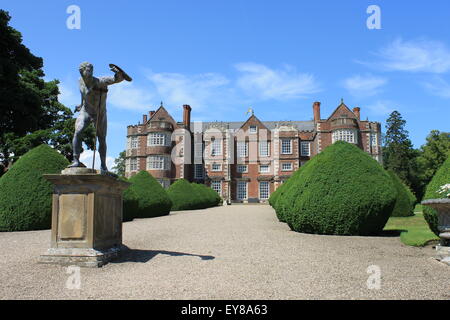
left=191, top=183, right=221, bottom=208
left=414, top=130, right=450, bottom=199
left=423, top=156, right=450, bottom=236
left=388, top=170, right=416, bottom=217
left=276, top=141, right=396, bottom=236
left=384, top=213, right=439, bottom=247
left=125, top=171, right=172, bottom=219
left=0, top=9, right=94, bottom=170
left=269, top=166, right=306, bottom=222
left=168, top=179, right=220, bottom=211
left=118, top=176, right=138, bottom=222
left=383, top=111, right=418, bottom=191
left=0, top=145, right=69, bottom=231
left=112, top=150, right=126, bottom=177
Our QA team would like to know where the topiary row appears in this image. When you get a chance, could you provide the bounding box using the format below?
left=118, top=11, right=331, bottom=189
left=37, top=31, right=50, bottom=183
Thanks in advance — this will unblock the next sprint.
left=167, top=179, right=221, bottom=211
left=270, top=141, right=397, bottom=236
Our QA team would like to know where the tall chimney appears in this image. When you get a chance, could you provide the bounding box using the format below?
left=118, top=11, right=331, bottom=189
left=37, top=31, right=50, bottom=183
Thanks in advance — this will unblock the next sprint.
left=149, top=110, right=155, bottom=118
left=143, top=114, right=148, bottom=124
left=183, top=105, right=192, bottom=130
left=353, top=107, right=360, bottom=120
left=313, top=102, right=321, bottom=122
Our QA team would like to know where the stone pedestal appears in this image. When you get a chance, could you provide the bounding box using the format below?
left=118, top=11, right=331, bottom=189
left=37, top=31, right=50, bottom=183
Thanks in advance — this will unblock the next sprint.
left=422, top=199, right=450, bottom=266
left=39, top=169, right=129, bottom=267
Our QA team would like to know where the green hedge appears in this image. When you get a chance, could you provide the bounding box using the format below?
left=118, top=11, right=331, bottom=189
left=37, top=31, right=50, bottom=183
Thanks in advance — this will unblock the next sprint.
left=0, top=144, right=69, bottom=231
left=423, top=156, right=450, bottom=236
left=168, top=179, right=221, bottom=211
left=124, top=171, right=172, bottom=219
left=388, top=170, right=416, bottom=217
left=269, top=165, right=306, bottom=222
left=191, top=183, right=222, bottom=208
left=276, top=141, right=396, bottom=236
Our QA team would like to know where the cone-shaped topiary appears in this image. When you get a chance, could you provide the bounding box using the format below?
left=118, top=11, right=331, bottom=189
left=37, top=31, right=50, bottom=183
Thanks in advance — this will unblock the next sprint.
left=423, top=156, right=450, bottom=236
left=0, top=144, right=69, bottom=231
left=167, top=179, right=201, bottom=211
left=277, top=141, right=396, bottom=236
left=388, top=170, right=416, bottom=217
left=126, top=171, right=172, bottom=218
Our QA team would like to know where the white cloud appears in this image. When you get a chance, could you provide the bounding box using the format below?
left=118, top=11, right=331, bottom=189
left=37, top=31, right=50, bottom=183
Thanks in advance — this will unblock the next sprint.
left=108, top=81, right=155, bottom=111
left=372, top=38, right=450, bottom=73
left=235, top=63, right=321, bottom=100
left=342, top=74, right=387, bottom=97
left=79, top=150, right=115, bottom=171
left=365, top=100, right=397, bottom=116
left=146, top=71, right=231, bottom=112
left=422, top=77, right=450, bottom=99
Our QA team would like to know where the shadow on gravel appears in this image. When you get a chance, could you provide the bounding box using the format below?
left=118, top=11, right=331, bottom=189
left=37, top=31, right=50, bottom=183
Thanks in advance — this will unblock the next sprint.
left=114, top=246, right=215, bottom=264
left=377, top=229, right=407, bottom=237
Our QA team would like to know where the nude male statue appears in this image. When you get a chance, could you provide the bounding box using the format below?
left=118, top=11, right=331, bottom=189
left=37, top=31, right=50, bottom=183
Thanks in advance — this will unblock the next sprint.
left=68, top=62, right=131, bottom=172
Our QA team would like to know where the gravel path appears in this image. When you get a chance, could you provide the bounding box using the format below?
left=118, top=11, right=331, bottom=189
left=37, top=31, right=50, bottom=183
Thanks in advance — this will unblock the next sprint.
left=1, top=205, right=449, bottom=300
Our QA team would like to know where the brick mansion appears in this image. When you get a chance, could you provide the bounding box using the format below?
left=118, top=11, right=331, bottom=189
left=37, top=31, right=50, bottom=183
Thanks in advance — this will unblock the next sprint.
left=125, top=101, right=382, bottom=203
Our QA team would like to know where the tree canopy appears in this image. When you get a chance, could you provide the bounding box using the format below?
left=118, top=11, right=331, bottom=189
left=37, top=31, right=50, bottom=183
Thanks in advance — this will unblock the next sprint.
left=0, top=9, right=94, bottom=174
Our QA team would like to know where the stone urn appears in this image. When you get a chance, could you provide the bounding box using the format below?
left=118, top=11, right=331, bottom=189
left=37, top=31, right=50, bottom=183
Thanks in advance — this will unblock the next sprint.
left=422, top=198, right=450, bottom=265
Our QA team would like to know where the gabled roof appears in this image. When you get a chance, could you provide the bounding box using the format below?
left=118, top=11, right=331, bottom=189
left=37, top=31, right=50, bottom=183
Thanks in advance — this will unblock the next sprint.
left=148, top=106, right=178, bottom=127
left=326, top=101, right=358, bottom=121
left=237, top=114, right=270, bottom=132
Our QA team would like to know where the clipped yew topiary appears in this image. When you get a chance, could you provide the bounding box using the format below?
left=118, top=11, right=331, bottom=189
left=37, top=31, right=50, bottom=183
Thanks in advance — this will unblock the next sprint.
left=126, top=171, right=172, bottom=218
left=269, top=163, right=308, bottom=222
left=388, top=170, right=416, bottom=217
left=167, top=179, right=200, bottom=211
left=192, top=183, right=221, bottom=208
left=119, top=176, right=139, bottom=222
left=423, top=156, right=450, bottom=236
left=0, top=144, right=69, bottom=231
left=277, top=141, right=397, bottom=236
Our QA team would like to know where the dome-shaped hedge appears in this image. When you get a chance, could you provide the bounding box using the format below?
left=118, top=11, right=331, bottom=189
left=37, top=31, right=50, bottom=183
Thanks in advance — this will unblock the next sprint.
left=191, top=183, right=221, bottom=208
left=167, top=179, right=201, bottom=211
left=0, top=144, right=69, bottom=231
left=167, top=179, right=220, bottom=210
left=388, top=170, right=416, bottom=217
left=119, top=176, right=139, bottom=222
left=423, top=156, right=450, bottom=236
left=126, top=171, right=172, bottom=218
left=269, top=163, right=308, bottom=222
left=277, top=141, right=396, bottom=236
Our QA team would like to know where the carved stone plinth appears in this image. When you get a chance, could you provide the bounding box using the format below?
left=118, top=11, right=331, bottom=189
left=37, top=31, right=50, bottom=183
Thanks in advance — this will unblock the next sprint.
left=39, top=170, right=129, bottom=267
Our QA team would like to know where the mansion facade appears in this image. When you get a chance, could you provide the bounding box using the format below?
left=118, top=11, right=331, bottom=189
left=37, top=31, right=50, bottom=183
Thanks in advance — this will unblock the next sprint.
left=125, top=101, right=382, bottom=203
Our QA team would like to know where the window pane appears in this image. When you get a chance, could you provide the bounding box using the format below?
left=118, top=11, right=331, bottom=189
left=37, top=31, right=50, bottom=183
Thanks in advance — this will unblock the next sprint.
left=259, top=181, right=269, bottom=199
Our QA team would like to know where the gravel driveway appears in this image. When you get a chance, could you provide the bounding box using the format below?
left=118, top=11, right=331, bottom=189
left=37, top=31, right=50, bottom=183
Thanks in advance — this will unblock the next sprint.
left=1, top=205, right=449, bottom=300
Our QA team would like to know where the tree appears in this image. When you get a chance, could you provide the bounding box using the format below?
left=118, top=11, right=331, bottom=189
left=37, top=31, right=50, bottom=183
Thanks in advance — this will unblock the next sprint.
left=112, top=150, right=126, bottom=177
left=383, top=111, right=417, bottom=188
left=0, top=10, right=94, bottom=170
left=415, top=130, right=450, bottom=199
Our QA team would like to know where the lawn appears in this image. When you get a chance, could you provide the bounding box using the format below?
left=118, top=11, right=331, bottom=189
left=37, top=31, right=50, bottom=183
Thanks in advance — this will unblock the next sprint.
left=384, top=211, right=439, bottom=247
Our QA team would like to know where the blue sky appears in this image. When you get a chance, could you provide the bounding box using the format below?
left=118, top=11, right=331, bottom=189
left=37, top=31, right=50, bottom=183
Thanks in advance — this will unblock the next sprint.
left=2, top=1, right=450, bottom=166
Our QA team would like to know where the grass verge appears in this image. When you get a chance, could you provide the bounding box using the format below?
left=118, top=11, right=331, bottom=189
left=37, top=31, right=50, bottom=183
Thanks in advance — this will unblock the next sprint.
left=384, top=212, right=439, bottom=247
